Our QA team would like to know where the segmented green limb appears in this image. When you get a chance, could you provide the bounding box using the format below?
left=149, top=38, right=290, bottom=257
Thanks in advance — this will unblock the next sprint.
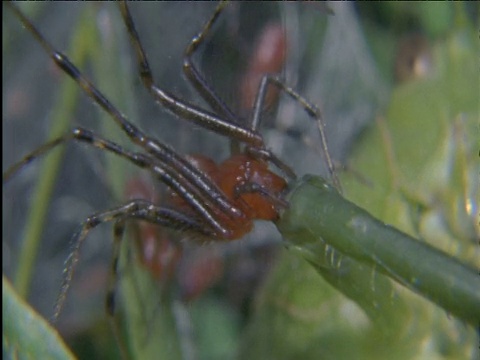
left=277, top=175, right=480, bottom=326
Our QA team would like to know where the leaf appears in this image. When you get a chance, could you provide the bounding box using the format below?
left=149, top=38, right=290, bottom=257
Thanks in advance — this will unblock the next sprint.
left=3, top=275, right=75, bottom=360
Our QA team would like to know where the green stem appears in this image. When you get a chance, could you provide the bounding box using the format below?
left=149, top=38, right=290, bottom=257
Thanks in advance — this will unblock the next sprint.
left=14, top=7, right=99, bottom=298
left=277, top=175, right=480, bottom=326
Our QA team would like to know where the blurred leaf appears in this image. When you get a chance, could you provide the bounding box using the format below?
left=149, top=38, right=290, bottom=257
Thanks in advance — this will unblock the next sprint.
left=3, top=275, right=75, bottom=360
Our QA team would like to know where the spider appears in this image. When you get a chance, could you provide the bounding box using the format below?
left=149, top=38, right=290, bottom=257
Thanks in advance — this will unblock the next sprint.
left=4, top=0, right=339, bottom=344
left=126, top=18, right=291, bottom=301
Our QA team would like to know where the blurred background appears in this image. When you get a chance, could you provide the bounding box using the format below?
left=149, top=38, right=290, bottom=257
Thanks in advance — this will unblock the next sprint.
left=3, top=2, right=478, bottom=359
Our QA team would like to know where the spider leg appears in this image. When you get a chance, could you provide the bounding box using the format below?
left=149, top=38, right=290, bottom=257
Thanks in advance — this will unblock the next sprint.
left=53, top=199, right=215, bottom=322
left=250, top=75, right=342, bottom=191
left=3, top=136, right=67, bottom=183
left=4, top=127, right=230, bottom=237
left=120, top=1, right=303, bottom=180
left=233, top=182, right=289, bottom=210
left=182, top=0, right=239, bottom=124
left=6, top=2, right=243, bottom=221
left=106, top=220, right=130, bottom=360
left=106, top=221, right=127, bottom=319
left=118, top=1, right=265, bottom=148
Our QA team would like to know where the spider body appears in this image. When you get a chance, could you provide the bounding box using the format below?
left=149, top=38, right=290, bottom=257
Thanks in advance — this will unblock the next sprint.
left=120, top=15, right=292, bottom=311
left=167, top=153, right=287, bottom=240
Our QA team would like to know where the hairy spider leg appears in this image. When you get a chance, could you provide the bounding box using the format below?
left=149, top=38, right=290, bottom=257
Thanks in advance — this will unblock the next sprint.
left=19, top=129, right=217, bottom=315
left=5, top=2, right=244, bottom=224
left=3, top=128, right=233, bottom=238
left=119, top=1, right=297, bottom=179
left=119, top=2, right=260, bottom=146
left=249, top=74, right=342, bottom=191
left=121, top=1, right=339, bottom=187
left=182, top=0, right=239, bottom=125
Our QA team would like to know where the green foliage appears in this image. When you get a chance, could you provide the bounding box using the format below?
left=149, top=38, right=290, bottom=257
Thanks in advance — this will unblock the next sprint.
left=3, top=276, right=75, bottom=360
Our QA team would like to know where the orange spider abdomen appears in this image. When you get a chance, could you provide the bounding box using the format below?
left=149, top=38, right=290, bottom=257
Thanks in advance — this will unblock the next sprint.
left=217, top=154, right=287, bottom=221
left=166, top=154, right=287, bottom=241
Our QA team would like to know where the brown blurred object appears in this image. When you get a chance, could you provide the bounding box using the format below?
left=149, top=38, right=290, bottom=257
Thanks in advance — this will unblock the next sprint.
left=394, top=33, right=432, bottom=83
left=240, top=23, right=287, bottom=112
left=125, top=177, right=183, bottom=283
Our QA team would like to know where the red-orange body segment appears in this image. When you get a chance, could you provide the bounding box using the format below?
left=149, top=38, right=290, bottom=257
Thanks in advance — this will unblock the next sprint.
left=169, top=154, right=287, bottom=240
